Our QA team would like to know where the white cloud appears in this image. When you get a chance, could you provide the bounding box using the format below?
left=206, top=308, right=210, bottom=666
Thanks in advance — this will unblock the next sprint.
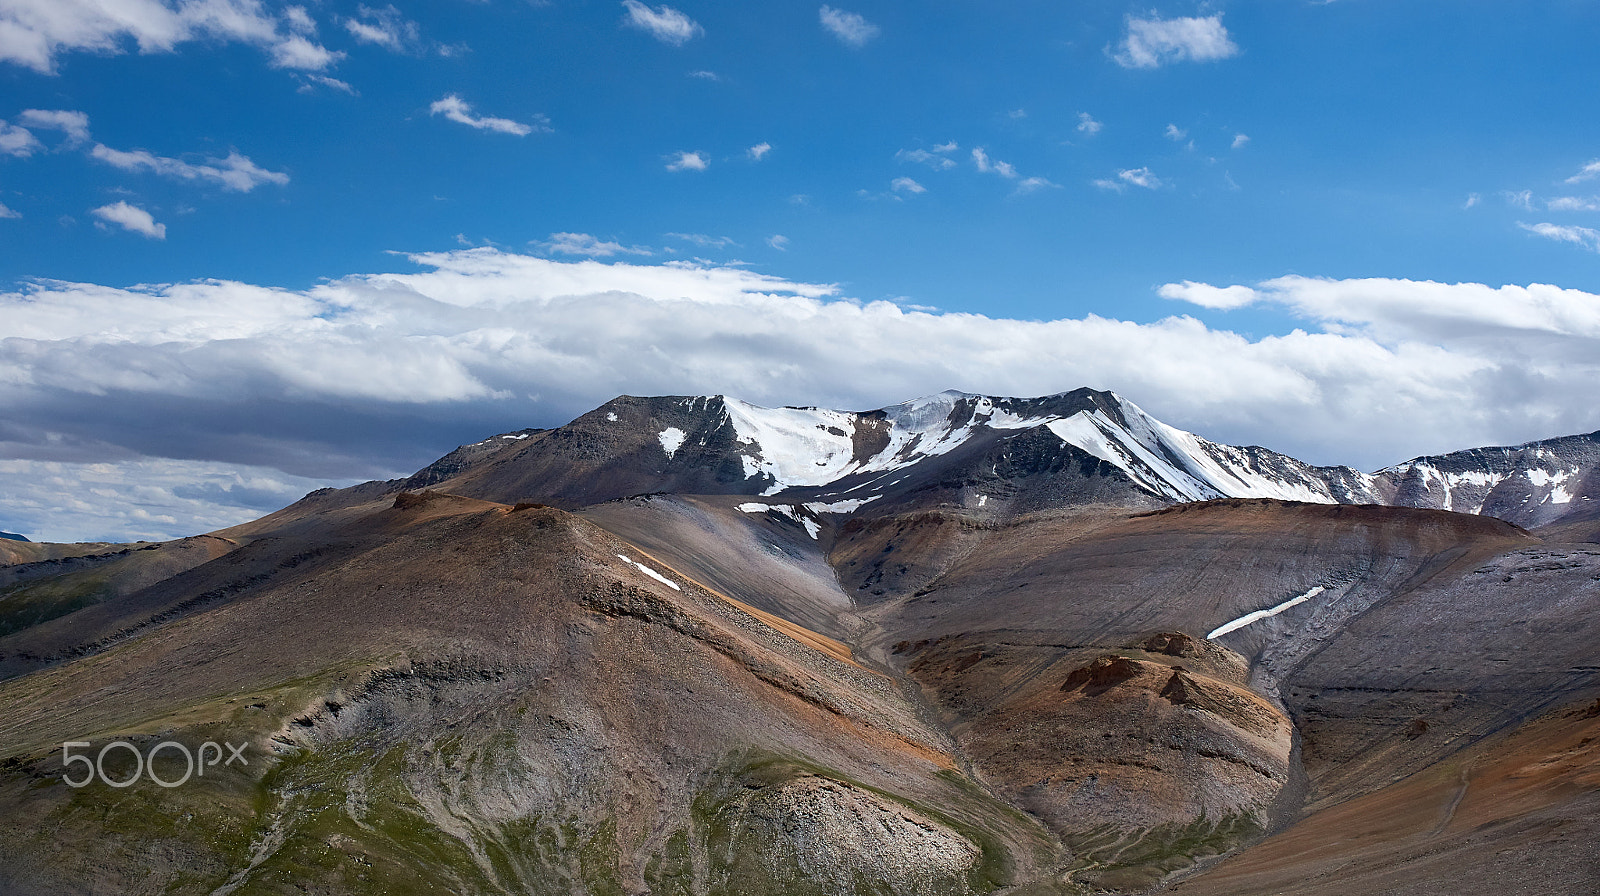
left=1164, top=124, right=1187, bottom=141
left=9, top=253, right=1600, bottom=543
left=1232, top=133, right=1249, bottom=149
left=621, top=1, right=701, bottom=45
left=1077, top=113, right=1102, bottom=136
left=1564, top=160, right=1600, bottom=185
left=91, top=144, right=290, bottom=191
left=18, top=108, right=90, bottom=144
left=91, top=200, right=166, bottom=238
left=1114, top=14, right=1239, bottom=69
left=282, top=5, right=315, bottom=35
left=297, top=73, right=357, bottom=94
left=1547, top=196, right=1600, bottom=212
left=1520, top=221, right=1600, bottom=252
left=972, top=147, right=1017, bottom=178
left=767, top=234, right=790, bottom=250
left=269, top=33, right=341, bottom=70
left=665, top=150, right=708, bottom=172
left=1464, top=193, right=1481, bottom=209
left=897, top=146, right=957, bottom=170
left=667, top=232, right=738, bottom=249
left=1096, top=167, right=1162, bottom=191
left=1007, top=108, right=1026, bottom=120
left=344, top=4, right=420, bottom=51
left=0, top=456, right=351, bottom=543
left=1166, top=274, right=1600, bottom=344
left=429, top=94, right=544, bottom=136
left=0, top=0, right=344, bottom=74
left=1159, top=281, right=1259, bottom=310
left=819, top=5, right=878, bottom=47
left=0, top=120, right=41, bottom=156
left=1503, top=190, right=1534, bottom=210
left=540, top=232, right=653, bottom=257
left=0, top=201, right=20, bottom=219
left=748, top=142, right=772, bottom=161
left=688, top=69, right=719, bottom=80
left=891, top=176, right=925, bottom=194
left=1120, top=167, right=1162, bottom=189
left=1014, top=176, right=1058, bottom=194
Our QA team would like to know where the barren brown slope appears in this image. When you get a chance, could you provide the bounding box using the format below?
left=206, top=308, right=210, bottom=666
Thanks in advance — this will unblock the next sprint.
left=1166, top=694, right=1600, bottom=896
left=578, top=493, right=856, bottom=641
left=0, top=491, right=1060, bottom=896
left=839, top=499, right=1600, bottom=891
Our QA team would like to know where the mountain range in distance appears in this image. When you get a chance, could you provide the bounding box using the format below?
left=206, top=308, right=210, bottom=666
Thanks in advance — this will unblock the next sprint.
left=0, top=387, right=1596, bottom=896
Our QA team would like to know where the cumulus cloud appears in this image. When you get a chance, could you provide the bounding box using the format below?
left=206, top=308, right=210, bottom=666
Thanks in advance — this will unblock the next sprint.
left=1114, top=14, right=1239, bottom=69
left=748, top=142, right=772, bottom=161
left=1564, top=160, right=1600, bottom=185
left=344, top=4, right=420, bottom=51
left=18, top=108, right=90, bottom=144
left=1164, top=124, right=1187, bottom=141
left=1158, top=281, right=1259, bottom=310
left=1232, top=133, right=1249, bottom=149
left=665, top=150, right=708, bottom=171
left=0, top=201, right=20, bottom=219
left=972, top=147, right=1017, bottom=178
left=1077, top=113, right=1103, bottom=136
left=6, top=250, right=1600, bottom=541
left=621, top=1, right=701, bottom=45
left=891, top=176, right=925, bottom=194
left=429, top=94, right=545, bottom=136
left=1094, top=167, right=1163, bottom=191
left=1520, top=221, right=1600, bottom=252
left=540, top=232, right=653, bottom=257
left=0, top=0, right=342, bottom=74
left=897, top=145, right=958, bottom=170
left=91, top=201, right=166, bottom=238
left=819, top=6, right=878, bottom=46
left=269, top=33, right=341, bottom=69
left=91, top=143, right=290, bottom=191
left=0, top=120, right=41, bottom=156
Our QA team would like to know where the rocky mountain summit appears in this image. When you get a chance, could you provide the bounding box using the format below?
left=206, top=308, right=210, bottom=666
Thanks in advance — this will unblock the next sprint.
left=0, top=389, right=1596, bottom=896
left=410, top=387, right=1600, bottom=529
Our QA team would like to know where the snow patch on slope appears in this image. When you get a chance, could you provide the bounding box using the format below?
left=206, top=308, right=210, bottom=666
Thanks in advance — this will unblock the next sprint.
left=1208, top=586, right=1326, bottom=639
left=617, top=553, right=681, bottom=590
left=658, top=427, right=686, bottom=459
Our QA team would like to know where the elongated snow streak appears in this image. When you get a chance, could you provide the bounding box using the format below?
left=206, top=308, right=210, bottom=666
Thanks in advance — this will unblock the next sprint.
left=1207, top=586, right=1325, bottom=639
left=616, top=553, right=681, bottom=591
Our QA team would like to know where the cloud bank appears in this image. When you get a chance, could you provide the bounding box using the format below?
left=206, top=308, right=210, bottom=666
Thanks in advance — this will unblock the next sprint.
left=3, top=251, right=1599, bottom=541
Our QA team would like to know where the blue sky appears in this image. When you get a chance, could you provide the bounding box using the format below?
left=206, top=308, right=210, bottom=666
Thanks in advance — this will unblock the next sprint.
left=3, top=1, right=1600, bottom=541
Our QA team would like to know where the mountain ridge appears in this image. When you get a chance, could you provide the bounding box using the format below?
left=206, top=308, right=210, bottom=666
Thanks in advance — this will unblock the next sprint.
left=403, top=388, right=1599, bottom=532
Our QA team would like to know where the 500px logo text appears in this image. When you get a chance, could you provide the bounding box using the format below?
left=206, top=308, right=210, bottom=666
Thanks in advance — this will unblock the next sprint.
left=61, top=740, right=248, bottom=788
